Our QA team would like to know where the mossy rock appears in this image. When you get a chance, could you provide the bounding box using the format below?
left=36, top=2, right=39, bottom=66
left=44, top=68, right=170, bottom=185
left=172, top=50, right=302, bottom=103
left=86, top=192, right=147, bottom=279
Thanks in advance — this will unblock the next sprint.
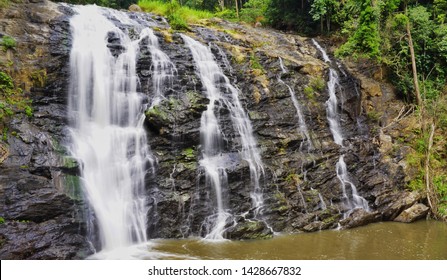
left=145, top=104, right=171, bottom=129
left=225, top=219, right=273, bottom=240
left=186, top=91, right=208, bottom=114
left=180, top=147, right=196, bottom=161
left=62, top=174, right=82, bottom=200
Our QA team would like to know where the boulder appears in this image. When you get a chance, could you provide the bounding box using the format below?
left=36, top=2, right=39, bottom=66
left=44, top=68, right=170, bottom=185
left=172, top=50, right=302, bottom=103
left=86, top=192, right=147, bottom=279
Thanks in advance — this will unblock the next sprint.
left=225, top=219, right=273, bottom=240
left=394, top=203, right=429, bottom=223
left=340, top=209, right=381, bottom=229
left=375, top=191, right=424, bottom=220
left=129, top=4, right=143, bottom=12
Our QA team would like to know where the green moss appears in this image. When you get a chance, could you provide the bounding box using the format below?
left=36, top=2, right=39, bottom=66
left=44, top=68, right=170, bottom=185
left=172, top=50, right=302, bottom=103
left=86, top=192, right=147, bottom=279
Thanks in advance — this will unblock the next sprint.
left=249, top=52, right=264, bottom=74
left=310, top=76, right=325, bottom=91
left=30, top=69, right=47, bottom=88
left=167, top=96, right=181, bottom=110
left=64, top=175, right=82, bottom=200
left=0, top=35, right=16, bottom=51
left=303, top=76, right=325, bottom=100
left=2, top=127, right=8, bottom=141
left=181, top=147, right=196, bottom=161
left=63, top=156, right=78, bottom=169
left=285, top=173, right=302, bottom=186
left=304, top=86, right=314, bottom=98
left=145, top=105, right=168, bottom=121
left=367, top=109, right=381, bottom=123
left=0, top=217, right=4, bottom=224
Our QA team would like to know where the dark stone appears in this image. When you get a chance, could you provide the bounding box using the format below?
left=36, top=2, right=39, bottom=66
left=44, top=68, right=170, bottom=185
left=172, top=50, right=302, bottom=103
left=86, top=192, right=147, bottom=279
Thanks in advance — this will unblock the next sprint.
left=0, top=218, right=93, bottom=260
left=225, top=219, right=273, bottom=240
left=340, top=209, right=382, bottom=229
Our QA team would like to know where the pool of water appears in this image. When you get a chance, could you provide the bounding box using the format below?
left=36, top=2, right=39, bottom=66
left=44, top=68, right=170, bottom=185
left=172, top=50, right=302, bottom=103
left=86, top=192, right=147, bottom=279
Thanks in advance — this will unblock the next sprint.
left=145, top=221, right=447, bottom=260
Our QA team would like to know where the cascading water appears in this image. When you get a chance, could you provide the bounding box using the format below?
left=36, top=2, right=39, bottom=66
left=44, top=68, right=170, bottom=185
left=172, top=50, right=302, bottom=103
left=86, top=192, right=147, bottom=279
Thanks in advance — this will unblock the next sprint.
left=68, top=5, right=155, bottom=254
left=312, top=39, right=369, bottom=216
left=182, top=35, right=265, bottom=239
left=181, top=35, right=230, bottom=240
left=336, top=155, right=370, bottom=217
left=145, top=28, right=177, bottom=107
left=326, top=68, right=344, bottom=146
left=278, top=57, right=312, bottom=150
left=312, top=39, right=331, bottom=63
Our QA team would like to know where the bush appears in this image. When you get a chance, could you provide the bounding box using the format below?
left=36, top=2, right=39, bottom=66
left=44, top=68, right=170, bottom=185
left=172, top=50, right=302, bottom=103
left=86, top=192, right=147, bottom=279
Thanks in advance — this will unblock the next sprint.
left=139, top=0, right=213, bottom=30
left=168, top=12, right=189, bottom=31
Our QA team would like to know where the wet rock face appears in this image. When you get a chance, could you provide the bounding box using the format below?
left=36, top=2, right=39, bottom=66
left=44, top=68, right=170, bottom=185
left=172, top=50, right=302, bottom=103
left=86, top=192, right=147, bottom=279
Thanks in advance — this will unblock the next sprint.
left=143, top=24, right=421, bottom=239
left=0, top=1, right=90, bottom=259
left=0, top=2, right=425, bottom=259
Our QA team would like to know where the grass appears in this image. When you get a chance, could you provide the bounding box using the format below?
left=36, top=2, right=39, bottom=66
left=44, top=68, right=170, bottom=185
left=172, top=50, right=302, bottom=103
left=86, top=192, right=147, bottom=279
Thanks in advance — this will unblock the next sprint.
left=138, top=0, right=214, bottom=30
left=0, top=0, right=9, bottom=9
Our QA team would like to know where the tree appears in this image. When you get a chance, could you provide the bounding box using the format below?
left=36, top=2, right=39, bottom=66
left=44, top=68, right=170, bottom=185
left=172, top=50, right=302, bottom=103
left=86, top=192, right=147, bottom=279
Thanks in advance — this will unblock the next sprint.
left=336, top=0, right=381, bottom=59
left=310, top=0, right=339, bottom=33
left=405, top=4, right=422, bottom=107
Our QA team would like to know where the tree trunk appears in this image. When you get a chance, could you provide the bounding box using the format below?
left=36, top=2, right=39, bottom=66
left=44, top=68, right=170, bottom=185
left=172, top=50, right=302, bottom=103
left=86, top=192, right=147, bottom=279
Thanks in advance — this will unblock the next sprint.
left=425, top=123, right=436, bottom=217
left=218, top=0, right=225, bottom=11
left=320, top=17, right=324, bottom=33
left=235, top=0, right=239, bottom=19
left=406, top=8, right=422, bottom=107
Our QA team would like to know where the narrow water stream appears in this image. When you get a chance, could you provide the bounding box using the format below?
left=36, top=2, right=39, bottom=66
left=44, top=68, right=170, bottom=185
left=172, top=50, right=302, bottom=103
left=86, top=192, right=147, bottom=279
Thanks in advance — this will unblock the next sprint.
left=148, top=221, right=447, bottom=260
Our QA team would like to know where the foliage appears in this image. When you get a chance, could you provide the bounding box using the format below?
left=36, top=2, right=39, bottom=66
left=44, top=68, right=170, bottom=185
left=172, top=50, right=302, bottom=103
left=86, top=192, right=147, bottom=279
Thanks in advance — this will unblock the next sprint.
left=0, top=0, right=9, bottom=9
left=309, top=0, right=340, bottom=32
left=139, top=0, right=213, bottom=30
left=0, top=71, right=32, bottom=124
left=0, top=217, right=4, bottom=224
left=336, top=1, right=381, bottom=59
left=240, top=0, right=270, bottom=24
left=53, top=0, right=137, bottom=9
left=0, top=35, right=16, bottom=52
left=266, top=0, right=316, bottom=33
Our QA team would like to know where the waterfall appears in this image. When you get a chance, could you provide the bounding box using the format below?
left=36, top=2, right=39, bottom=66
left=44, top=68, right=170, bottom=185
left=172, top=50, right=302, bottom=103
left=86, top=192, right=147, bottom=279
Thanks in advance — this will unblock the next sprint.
left=278, top=57, right=312, bottom=150
left=311, top=39, right=331, bottom=63
left=312, top=39, right=369, bottom=216
left=326, top=68, right=344, bottom=146
left=336, top=155, right=370, bottom=217
left=68, top=5, right=154, bottom=253
left=182, top=35, right=265, bottom=239
left=145, top=28, right=177, bottom=107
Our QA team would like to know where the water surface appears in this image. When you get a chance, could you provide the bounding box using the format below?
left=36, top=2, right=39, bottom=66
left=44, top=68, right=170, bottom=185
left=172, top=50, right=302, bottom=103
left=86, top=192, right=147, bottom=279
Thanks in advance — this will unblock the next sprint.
left=148, top=221, right=447, bottom=260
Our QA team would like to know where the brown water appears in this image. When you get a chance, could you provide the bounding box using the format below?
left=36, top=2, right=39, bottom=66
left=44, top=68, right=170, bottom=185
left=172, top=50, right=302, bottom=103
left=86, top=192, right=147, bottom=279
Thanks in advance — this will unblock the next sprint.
left=149, top=221, right=447, bottom=260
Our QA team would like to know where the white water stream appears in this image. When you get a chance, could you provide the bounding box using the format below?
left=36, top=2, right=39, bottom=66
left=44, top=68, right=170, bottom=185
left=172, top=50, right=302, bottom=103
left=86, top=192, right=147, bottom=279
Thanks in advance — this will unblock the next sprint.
left=278, top=58, right=312, bottom=150
left=68, top=5, right=171, bottom=254
left=182, top=35, right=265, bottom=239
left=312, top=39, right=369, bottom=216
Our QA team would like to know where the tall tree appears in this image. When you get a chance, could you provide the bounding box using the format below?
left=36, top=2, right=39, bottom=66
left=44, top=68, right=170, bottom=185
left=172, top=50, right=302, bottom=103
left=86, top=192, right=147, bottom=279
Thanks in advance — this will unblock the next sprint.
left=405, top=2, right=422, bottom=107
